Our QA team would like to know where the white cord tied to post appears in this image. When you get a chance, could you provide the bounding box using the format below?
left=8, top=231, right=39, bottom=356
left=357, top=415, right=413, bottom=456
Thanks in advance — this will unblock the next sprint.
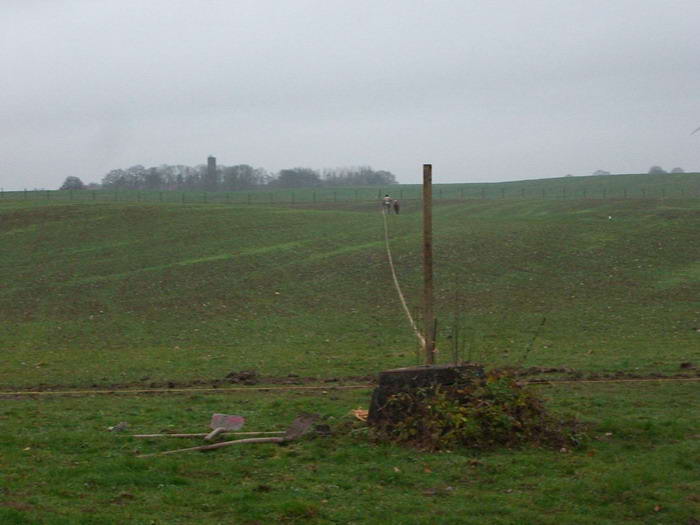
left=381, top=209, right=427, bottom=350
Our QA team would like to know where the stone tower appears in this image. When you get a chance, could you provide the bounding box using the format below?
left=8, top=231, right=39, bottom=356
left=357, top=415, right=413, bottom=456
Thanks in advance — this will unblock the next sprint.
left=207, top=155, right=216, bottom=179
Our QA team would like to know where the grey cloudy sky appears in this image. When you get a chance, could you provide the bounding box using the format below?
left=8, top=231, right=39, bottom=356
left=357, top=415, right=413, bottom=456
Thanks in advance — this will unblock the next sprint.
left=2, top=0, right=699, bottom=189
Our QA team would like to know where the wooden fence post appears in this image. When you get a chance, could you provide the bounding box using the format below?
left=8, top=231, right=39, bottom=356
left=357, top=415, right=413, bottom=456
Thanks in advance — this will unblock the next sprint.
left=423, top=164, right=436, bottom=365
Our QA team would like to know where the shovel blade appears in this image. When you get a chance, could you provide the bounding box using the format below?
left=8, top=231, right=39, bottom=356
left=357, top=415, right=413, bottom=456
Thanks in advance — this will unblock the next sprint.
left=209, top=414, right=245, bottom=431
left=283, top=413, right=319, bottom=441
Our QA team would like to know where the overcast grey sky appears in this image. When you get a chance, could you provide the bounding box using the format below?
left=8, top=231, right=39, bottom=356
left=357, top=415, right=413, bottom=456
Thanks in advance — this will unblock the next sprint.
left=2, top=0, right=699, bottom=189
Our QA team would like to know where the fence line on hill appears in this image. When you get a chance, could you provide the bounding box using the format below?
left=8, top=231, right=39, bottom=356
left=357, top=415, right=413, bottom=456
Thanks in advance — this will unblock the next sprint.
left=2, top=184, right=700, bottom=205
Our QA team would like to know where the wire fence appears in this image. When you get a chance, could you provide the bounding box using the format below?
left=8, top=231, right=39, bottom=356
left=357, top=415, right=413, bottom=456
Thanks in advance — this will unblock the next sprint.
left=2, top=184, right=700, bottom=205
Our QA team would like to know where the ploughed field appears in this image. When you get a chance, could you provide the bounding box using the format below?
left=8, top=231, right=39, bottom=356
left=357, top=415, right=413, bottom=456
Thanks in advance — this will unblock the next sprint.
left=1, top=194, right=699, bottom=389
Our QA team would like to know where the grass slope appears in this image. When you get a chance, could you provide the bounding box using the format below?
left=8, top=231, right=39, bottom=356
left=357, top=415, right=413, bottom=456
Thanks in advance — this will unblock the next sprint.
left=1, top=197, right=699, bottom=388
left=1, top=194, right=698, bottom=523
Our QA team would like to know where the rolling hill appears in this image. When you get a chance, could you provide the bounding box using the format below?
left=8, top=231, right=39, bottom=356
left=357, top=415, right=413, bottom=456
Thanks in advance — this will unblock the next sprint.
left=2, top=179, right=699, bottom=388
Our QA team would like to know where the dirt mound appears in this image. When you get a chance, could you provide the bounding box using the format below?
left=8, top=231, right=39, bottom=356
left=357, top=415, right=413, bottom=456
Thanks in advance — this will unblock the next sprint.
left=224, top=370, right=259, bottom=385
left=370, top=369, right=586, bottom=451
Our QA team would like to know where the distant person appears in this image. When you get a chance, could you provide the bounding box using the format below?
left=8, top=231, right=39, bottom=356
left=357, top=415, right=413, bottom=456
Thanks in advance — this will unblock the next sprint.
left=382, top=194, right=392, bottom=213
left=393, top=199, right=400, bottom=214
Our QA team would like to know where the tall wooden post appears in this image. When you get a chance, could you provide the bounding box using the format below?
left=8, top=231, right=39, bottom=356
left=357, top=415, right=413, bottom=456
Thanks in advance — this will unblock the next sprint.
left=423, top=164, right=436, bottom=365
left=366, top=162, right=487, bottom=425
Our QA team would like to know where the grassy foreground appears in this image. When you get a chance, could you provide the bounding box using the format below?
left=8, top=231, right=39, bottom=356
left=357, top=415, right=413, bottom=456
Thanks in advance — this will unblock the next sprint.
left=1, top=381, right=698, bottom=524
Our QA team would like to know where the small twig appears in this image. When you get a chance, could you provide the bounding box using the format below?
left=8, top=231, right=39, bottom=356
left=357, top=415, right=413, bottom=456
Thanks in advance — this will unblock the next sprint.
left=137, top=437, right=285, bottom=458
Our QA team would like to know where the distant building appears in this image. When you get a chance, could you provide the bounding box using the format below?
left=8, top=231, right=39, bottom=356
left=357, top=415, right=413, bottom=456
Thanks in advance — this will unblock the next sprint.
left=593, top=170, right=611, bottom=176
left=207, top=155, right=217, bottom=179
left=202, top=155, right=219, bottom=190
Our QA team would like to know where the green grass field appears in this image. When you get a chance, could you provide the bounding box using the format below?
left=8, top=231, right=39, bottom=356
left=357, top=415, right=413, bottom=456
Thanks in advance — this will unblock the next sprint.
left=1, top=175, right=698, bottom=522
left=1, top=193, right=698, bottom=387
left=1, top=382, right=698, bottom=524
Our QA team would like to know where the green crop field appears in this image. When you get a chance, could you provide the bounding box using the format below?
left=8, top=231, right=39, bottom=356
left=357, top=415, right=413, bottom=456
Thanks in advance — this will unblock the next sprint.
left=1, top=174, right=698, bottom=523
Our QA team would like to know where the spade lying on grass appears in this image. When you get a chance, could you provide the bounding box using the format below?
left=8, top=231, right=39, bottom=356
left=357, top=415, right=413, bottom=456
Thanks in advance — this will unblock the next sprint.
left=137, top=413, right=319, bottom=458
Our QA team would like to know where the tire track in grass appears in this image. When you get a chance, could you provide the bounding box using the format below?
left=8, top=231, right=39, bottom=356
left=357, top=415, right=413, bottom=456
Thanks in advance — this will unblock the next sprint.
left=1, top=376, right=698, bottom=399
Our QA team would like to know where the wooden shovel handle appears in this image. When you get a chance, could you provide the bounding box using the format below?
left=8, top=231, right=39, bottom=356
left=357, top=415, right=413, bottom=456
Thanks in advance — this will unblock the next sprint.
left=130, top=431, right=284, bottom=438
left=204, top=427, right=225, bottom=441
left=137, top=437, right=285, bottom=458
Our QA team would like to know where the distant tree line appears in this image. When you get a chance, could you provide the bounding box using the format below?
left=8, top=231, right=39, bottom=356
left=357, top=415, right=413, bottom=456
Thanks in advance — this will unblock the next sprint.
left=591, top=166, right=686, bottom=176
left=100, top=164, right=271, bottom=192
left=648, top=165, right=685, bottom=174
left=57, top=164, right=398, bottom=191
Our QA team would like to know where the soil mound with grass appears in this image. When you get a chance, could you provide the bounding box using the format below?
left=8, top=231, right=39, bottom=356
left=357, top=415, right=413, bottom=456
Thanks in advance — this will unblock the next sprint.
left=371, top=370, right=585, bottom=451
